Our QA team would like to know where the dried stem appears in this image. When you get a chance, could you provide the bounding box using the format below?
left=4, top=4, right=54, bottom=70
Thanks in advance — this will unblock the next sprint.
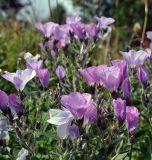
left=141, top=0, right=148, bottom=45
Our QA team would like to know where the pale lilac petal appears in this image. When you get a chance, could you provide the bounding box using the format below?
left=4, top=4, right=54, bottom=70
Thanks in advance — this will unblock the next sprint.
left=2, top=69, right=36, bottom=91
left=120, top=50, right=149, bottom=67
left=2, top=72, right=16, bottom=84
left=47, top=109, right=74, bottom=125
left=96, top=16, right=115, bottom=29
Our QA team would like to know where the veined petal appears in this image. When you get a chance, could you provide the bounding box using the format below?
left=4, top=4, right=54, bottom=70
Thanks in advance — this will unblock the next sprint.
left=47, top=109, right=74, bottom=125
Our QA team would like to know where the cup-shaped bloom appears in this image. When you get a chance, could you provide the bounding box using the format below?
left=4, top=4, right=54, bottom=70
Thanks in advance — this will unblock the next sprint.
left=79, top=65, right=107, bottom=85
left=121, top=78, right=131, bottom=99
left=37, top=69, right=50, bottom=88
left=84, top=23, right=98, bottom=40
left=96, top=16, right=115, bottom=29
left=66, top=16, right=82, bottom=24
left=0, top=91, right=9, bottom=109
left=35, top=22, right=59, bottom=37
left=98, top=66, right=121, bottom=92
left=113, top=98, right=126, bottom=122
left=47, top=108, right=80, bottom=139
left=61, top=92, right=97, bottom=125
left=2, top=69, right=36, bottom=91
left=111, top=60, right=128, bottom=82
left=126, top=106, right=139, bottom=133
left=56, top=65, right=65, bottom=81
left=137, top=66, right=148, bottom=85
left=146, top=31, right=152, bottom=41
left=120, top=50, right=149, bottom=67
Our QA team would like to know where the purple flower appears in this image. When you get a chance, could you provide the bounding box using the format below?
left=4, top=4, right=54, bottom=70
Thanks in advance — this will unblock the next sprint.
left=2, top=69, right=36, bottom=91
left=66, top=124, right=80, bottom=139
left=120, top=50, right=149, bottom=67
left=113, top=98, right=126, bottom=122
left=37, top=69, right=50, bottom=88
left=53, top=26, right=71, bottom=48
left=8, top=94, right=22, bottom=113
left=25, top=56, right=50, bottom=88
left=96, top=16, right=115, bottom=29
left=47, top=108, right=80, bottom=139
left=126, top=106, right=139, bottom=133
left=0, top=91, right=22, bottom=113
left=121, top=78, right=131, bottom=99
left=113, top=98, right=139, bottom=132
left=35, top=22, right=59, bottom=37
left=56, top=65, right=65, bottom=81
left=137, top=66, right=148, bottom=85
left=66, top=16, right=82, bottom=24
left=79, top=65, right=107, bottom=85
left=111, top=60, right=128, bottom=82
left=70, top=22, right=85, bottom=39
left=98, top=66, right=121, bottom=92
left=27, top=60, right=43, bottom=70
left=84, top=23, right=98, bottom=40
left=0, top=91, right=9, bottom=109
left=61, top=92, right=97, bottom=125
left=146, top=31, right=152, bottom=41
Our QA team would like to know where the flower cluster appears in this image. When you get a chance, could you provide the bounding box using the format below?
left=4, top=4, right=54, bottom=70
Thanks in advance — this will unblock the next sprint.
left=1, top=15, right=152, bottom=159
left=36, top=16, right=115, bottom=57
